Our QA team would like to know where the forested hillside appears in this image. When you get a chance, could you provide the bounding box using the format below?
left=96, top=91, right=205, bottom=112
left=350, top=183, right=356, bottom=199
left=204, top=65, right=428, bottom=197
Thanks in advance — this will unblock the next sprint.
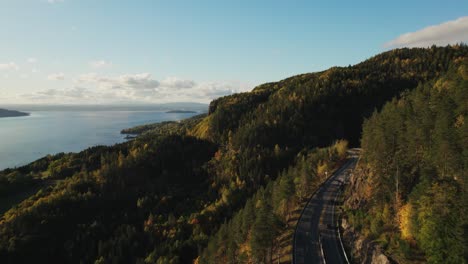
left=198, top=141, right=349, bottom=263
left=0, top=45, right=466, bottom=263
left=345, top=59, right=467, bottom=263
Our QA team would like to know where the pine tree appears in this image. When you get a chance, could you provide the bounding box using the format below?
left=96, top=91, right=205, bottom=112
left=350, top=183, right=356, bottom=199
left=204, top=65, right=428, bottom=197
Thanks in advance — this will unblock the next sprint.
left=278, top=175, right=295, bottom=223
left=250, top=201, right=277, bottom=263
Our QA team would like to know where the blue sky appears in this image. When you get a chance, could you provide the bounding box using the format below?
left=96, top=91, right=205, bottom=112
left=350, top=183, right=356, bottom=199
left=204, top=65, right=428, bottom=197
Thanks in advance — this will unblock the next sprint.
left=0, top=0, right=467, bottom=104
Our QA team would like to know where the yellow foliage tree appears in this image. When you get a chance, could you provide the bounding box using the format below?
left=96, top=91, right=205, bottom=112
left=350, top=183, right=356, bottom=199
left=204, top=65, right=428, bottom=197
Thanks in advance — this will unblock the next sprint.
left=398, top=203, right=413, bottom=240
left=333, top=139, right=349, bottom=158
left=317, top=161, right=328, bottom=178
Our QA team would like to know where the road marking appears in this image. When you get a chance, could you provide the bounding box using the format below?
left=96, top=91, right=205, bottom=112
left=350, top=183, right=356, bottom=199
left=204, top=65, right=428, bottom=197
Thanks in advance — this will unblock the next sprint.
left=293, top=158, right=356, bottom=264
left=333, top=161, right=353, bottom=264
left=319, top=233, right=326, bottom=264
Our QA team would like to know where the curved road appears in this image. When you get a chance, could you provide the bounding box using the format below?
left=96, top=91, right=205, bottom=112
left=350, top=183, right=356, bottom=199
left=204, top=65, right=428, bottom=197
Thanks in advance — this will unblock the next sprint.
left=293, top=157, right=358, bottom=264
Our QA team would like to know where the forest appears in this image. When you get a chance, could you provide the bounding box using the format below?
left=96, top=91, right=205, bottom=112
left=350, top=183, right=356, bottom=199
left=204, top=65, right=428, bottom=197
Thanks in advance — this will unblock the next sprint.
left=0, top=45, right=466, bottom=263
left=345, top=59, right=467, bottom=263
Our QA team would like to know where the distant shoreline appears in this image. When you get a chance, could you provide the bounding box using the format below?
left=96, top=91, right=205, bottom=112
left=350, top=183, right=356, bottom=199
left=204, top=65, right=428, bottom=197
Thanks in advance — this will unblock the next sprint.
left=1, top=110, right=201, bottom=171
left=165, top=110, right=197, bottom=113
left=0, top=108, right=30, bottom=118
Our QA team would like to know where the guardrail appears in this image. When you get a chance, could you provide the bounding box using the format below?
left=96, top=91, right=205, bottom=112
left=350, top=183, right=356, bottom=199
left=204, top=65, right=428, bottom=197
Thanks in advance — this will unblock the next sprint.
left=318, top=233, right=326, bottom=263
left=332, top=174, right=351, bottom=264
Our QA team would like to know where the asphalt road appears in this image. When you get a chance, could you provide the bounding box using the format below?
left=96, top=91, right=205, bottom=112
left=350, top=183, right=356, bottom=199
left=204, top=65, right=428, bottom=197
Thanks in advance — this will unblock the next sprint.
left=293, top=157, right=358, bottom=264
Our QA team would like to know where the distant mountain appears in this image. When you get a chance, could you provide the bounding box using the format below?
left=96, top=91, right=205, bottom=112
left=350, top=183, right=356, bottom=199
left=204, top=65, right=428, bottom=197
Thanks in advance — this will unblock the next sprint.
left=0, top=108, right=29, bottom=118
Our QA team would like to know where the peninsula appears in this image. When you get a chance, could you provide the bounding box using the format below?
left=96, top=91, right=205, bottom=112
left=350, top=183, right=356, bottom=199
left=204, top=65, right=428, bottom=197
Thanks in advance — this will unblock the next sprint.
left=0, top=108, right=29, bottom=118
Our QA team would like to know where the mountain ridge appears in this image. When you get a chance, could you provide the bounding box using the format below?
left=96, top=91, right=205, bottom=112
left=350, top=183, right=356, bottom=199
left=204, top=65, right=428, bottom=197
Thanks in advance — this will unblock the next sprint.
left=0, top=45, right=466, bottom=264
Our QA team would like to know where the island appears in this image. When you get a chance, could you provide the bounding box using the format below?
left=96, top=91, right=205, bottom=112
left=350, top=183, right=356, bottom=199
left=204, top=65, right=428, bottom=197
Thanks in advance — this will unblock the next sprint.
left=165, top=110, right=197, bottom=113
left=0, top=108, right=29, bottom=118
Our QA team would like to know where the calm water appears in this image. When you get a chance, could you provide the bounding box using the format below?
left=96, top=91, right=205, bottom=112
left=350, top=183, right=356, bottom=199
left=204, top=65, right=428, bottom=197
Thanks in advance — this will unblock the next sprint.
left=0, top=111, right=198, bottom=170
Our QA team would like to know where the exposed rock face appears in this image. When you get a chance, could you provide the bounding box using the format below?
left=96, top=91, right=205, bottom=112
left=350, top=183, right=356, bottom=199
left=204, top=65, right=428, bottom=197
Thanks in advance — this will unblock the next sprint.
left=344, top=165, right=371, bottom=210
left=372, top=251, right=391, bottom=264
left=342, top=162, right=392, bottom=264
left=342, top=219, right=392, bottom=264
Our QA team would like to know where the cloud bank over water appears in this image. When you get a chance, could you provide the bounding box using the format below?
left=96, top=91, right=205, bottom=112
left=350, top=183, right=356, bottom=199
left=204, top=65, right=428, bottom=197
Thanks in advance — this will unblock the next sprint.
left=22, top=73, right=252, bottom=104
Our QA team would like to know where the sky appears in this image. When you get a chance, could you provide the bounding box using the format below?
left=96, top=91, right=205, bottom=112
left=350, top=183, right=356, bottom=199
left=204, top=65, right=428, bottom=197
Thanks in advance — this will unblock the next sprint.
left=0, top=0, right=467, bottom=105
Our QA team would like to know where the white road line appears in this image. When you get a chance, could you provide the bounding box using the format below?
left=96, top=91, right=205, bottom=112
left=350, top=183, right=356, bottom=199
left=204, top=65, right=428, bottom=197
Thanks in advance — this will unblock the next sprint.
left=293, top=158, right=355, bottom=264
left=333, top=162, right=352, bottom=264
left=319, top=233, right=326, bottom=264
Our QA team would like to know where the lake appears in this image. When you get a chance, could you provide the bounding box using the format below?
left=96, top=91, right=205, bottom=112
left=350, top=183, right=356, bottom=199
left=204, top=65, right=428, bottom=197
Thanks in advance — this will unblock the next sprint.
left=0, top=111, right=200, bottom=170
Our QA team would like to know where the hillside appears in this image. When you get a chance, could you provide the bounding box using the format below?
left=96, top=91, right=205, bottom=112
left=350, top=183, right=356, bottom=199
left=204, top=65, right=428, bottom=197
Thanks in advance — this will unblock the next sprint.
left=0, top=45, right=466, bottom=263
left=344, top=59, right=467, bottom=263
left=121, top=114, right=207, bottom=135
left=0, top=108, right=29, bottom=118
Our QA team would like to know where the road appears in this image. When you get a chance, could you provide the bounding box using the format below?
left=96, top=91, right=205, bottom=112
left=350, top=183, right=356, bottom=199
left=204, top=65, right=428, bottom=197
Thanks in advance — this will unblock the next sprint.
left=293, top=157, right=358, bottom=264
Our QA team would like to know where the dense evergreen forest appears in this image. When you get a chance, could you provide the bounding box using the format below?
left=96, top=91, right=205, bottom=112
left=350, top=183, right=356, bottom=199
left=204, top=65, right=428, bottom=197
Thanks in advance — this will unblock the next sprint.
left=345, top=59, right=467, bottom=263
left=0, top=45, right=466, bottom=263
left=198, top=141, right=349, bottom=263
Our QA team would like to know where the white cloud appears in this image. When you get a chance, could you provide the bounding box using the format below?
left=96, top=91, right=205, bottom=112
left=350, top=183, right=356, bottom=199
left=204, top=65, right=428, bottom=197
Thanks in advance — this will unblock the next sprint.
left=47, top=73, right=65, bottom=81
left=160, top=77, right=196, bottom=89
left=118, top=73, right=160, bottom=89
left=79, top=73, right=160, bottom=90
left=385, top=16, right=468, bottom=48
left=191, top=81, right=251, bottom=101
left=90, top=60, right=112, bottom=69
left=27, top=58, right=37, bottom=64
left=47, top=0, right=64, bottom=3
left=25, top=87, right=91, bottom=102
left=77, top=73, right=106, bottom=83
left=0, top=62, right=19, bottom=71
left=25, top=72, right=253, bottom=104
